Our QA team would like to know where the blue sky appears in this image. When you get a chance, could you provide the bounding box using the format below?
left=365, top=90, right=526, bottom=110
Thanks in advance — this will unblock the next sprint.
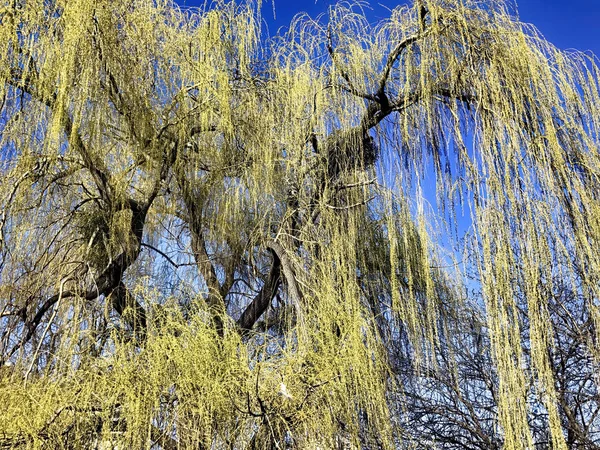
left=517, top=0, right=600, bottom=55
left=177, top=0, right=600, bottom=56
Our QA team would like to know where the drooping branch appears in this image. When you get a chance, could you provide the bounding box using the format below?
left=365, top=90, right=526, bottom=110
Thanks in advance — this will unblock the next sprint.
left=6, top=66, right=114, bottom=204
left=327, top=25, right=380, bottom=103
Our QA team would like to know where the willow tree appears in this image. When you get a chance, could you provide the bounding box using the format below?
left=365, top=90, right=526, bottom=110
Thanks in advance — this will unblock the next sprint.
left=0, top=0, right=599, bottom=448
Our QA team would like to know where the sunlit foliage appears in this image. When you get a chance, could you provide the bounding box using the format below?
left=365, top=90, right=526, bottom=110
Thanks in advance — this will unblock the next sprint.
left=0, top=0, right=599, bottom=448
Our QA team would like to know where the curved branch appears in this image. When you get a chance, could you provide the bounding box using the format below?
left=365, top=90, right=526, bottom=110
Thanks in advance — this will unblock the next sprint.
left=267, top=240, right=302, bottom=309
left=236, top=240, right=303, bottom=334
left=237, top=252, right=281, bottom=333
left=327, top=25, right=380, bottom=103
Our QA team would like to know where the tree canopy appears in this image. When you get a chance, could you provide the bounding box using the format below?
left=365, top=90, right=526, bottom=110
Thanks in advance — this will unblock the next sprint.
left=0, top=0, right=599, bottom=448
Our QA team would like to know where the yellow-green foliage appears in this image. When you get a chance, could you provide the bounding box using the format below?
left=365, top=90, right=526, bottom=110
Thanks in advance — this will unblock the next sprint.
left=0, top=0, right=599, bottom=448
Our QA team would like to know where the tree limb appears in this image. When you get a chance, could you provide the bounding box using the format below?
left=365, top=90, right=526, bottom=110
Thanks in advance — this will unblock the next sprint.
left=237, top=251, right=281, bottom=333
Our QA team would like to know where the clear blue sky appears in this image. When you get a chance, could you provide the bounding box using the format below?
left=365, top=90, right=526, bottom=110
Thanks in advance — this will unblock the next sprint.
left=177, top=0, right=600, bottom=56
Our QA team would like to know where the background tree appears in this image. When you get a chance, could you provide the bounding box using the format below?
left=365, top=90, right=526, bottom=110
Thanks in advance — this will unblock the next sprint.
left=0, top=0, right=599, bottom=448
left=397, top=271, right=600, bottom=449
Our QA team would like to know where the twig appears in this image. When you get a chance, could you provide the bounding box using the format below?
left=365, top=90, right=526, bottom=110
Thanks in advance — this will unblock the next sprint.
left=334, top=178, right=376, bottom=191
left=326, top=196, right=375, bottom=210
left=141, top=242, right=181, bottom=268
